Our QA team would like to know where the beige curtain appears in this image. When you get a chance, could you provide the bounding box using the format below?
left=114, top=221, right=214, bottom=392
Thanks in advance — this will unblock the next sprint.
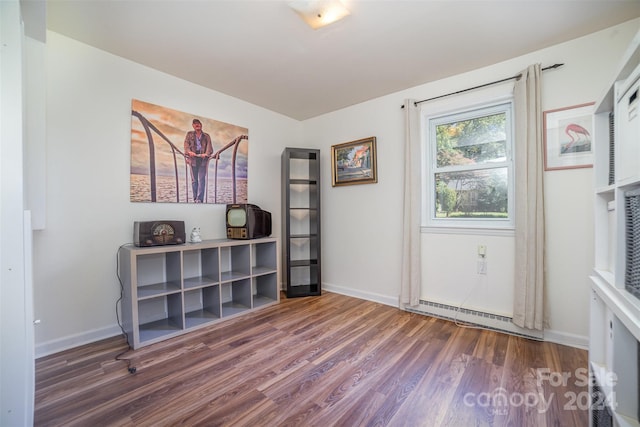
left=400, top=99, right=421, bottom=307
left=513, top=64, right=544, bottom=330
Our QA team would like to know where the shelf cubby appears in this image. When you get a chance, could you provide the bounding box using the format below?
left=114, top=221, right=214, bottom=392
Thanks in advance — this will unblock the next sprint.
left=135, top=251, right=181, bottom=299
left=288, top=263, right=320, bottom=297
left=612, top=315, right=639, bottom=421
left=220, top=244, right=251, bottom=282
left=184, top=285, right=221, bottom=328
left=253, top=273, right=279, bottom=308
left=137, top=292, right=183, bottom=343
left=183, top=247, right=219, bottom=290
left=288, top=153, right=319, bottom=180
left=595, top=192, right=616, bottom=275
left=289, top=236, right=318, bottom=262
left=221, top=279, right=252, bottom=317
left=289, top=209, right=318, bottom=236
left=252, top=240, right=277, bottom=276
left=289, top=182, right=319, bottom=209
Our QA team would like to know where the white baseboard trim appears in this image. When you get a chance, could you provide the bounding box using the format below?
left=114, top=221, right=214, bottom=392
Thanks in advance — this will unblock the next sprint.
left=543, top=328, right=588, bottom=350
left=35, top=324, right=122, bottom=359
left=407, top=299, right=545, bottom=341
left=322, top=282, right=399, bottom=308
left=407, top=300, right=589, bottom=349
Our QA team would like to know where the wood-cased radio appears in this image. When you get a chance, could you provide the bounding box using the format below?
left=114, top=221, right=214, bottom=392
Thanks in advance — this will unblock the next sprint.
left=133, top=220, right=186, bottom=247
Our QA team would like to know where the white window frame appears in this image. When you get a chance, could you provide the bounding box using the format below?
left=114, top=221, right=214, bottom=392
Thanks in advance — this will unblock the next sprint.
left=421, top=85, right=515, bottom=231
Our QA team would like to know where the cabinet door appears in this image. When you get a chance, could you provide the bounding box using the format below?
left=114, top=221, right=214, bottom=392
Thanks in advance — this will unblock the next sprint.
left=282, top=148, right=321, bottom=297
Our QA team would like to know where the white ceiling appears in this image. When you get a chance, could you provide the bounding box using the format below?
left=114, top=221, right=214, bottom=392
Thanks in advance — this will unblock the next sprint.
left=45, top=0, right=640, bottom=120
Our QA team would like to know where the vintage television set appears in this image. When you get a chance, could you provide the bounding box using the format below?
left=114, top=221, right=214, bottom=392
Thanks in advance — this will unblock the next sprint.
left=226, top=203, right=272, bottom=240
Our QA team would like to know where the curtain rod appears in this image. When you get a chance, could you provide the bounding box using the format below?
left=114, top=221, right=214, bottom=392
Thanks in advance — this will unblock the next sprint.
left=401, top=63, right=564, bottom=108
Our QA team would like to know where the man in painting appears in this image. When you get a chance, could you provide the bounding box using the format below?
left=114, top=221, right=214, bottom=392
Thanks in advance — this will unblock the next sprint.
left=184, top=118, right=213, bottom=203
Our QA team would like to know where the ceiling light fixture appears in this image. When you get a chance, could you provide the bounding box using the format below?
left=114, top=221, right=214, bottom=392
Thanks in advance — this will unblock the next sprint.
left=289, top=0, right=350, bottom=30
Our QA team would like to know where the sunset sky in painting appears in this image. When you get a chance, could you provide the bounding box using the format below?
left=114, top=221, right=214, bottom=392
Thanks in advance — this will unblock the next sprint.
left=130, top=99, right=248, bottom=178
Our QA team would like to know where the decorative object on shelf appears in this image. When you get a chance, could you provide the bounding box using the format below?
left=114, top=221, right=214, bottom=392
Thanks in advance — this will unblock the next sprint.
left=133, top=220, right=186, bottom=247
left=130, top=99, right=248, bottom=204
left=226, top=203, right=272, bottom=240
left=331, top=136, right=378, bottom=186
left=190, top=227, right=202, bottom=243
left=543, top=102, right=595, bottom=171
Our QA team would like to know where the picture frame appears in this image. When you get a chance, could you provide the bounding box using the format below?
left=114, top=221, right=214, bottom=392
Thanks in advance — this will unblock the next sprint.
left=331, top=137, right=378, bottom=187
left=543, top=102, right=595, bottom=171
left=130, top=99, right=248, bottom=204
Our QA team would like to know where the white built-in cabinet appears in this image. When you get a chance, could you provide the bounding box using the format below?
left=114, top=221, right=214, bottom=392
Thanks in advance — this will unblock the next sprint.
left=118, top=237, right=279, bottom=349
left=590, top=29, right=640, bottom=427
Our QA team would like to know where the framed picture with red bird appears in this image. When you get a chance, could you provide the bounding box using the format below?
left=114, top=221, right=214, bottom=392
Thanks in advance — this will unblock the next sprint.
left=543, top=102, right=595, bottom=171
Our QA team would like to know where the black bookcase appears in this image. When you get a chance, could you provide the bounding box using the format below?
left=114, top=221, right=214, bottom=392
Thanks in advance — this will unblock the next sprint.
left=281, top=148, right=321, bottom=297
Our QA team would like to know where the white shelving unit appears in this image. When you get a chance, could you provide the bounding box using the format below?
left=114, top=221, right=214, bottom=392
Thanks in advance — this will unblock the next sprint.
left=119, top=237, right=279, bottom=349
left=591, top=29, right=640, bottom=427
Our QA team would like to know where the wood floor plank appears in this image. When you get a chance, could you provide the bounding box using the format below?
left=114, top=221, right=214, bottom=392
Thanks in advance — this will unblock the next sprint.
left=302, top=323, right=422, bottom=425
left=34, top=292, right=588, bottom=427
left=366, top=339, right=440, bottom=426
left=440, top=356, right=495, bottom=426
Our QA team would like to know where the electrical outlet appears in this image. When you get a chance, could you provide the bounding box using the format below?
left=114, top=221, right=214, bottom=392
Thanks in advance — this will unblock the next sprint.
left=477, top=260, right=487, bottom=274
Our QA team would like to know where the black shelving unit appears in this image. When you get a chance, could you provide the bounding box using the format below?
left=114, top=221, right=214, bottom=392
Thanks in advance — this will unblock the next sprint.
left=282, top=148, right=321, bottom=297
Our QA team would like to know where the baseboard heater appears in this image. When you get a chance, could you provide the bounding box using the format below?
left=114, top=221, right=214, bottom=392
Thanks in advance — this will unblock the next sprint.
left=406, top=299, right=544, bottom=341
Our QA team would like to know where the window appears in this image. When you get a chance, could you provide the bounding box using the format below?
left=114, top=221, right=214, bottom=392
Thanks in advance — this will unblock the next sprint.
left=423, top=101, right=514, bottom=228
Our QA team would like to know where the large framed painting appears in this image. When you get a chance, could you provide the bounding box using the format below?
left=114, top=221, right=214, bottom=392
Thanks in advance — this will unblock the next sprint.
left=331, top=136, right=378, bottom=187
left=130, top=99, right=248, bottom=204
left=543, top=102, right=594, bottom=171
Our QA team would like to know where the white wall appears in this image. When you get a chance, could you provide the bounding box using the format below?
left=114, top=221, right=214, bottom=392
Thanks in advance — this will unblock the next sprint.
left=33, top=32, right=303, bottom=356
left=303, top=18, right=640, bottom=347
left=302, top=99, right=407, bottom=306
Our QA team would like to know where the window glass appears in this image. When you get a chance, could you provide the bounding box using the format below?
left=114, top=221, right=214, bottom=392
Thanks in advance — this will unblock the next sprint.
left=425, top=101, right=513, bottom=228
left=435, top=113, right=507, bottom=167
left=434, top=168, right=508, bottom=219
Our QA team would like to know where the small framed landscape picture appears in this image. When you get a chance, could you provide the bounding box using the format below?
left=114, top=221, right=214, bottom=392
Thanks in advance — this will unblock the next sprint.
left=331, top=137, right=378, bottom=187
left=543, top=102, right=595, bottom=171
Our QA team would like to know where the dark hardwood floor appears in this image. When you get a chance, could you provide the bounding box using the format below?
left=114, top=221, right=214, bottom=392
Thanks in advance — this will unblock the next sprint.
left=34, top=292, right=588, bottom=426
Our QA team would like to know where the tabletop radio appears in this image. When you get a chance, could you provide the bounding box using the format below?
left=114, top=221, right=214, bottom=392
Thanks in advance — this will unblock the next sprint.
left=133, top=220, right=186, bottom=247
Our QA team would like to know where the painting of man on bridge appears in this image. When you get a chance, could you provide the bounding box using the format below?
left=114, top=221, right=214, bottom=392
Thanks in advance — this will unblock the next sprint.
left=130, top=99, right=248, bottom=204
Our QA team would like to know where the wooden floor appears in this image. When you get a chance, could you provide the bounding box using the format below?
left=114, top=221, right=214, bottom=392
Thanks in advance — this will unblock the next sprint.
left=34, top=292, right=588, bottom=427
